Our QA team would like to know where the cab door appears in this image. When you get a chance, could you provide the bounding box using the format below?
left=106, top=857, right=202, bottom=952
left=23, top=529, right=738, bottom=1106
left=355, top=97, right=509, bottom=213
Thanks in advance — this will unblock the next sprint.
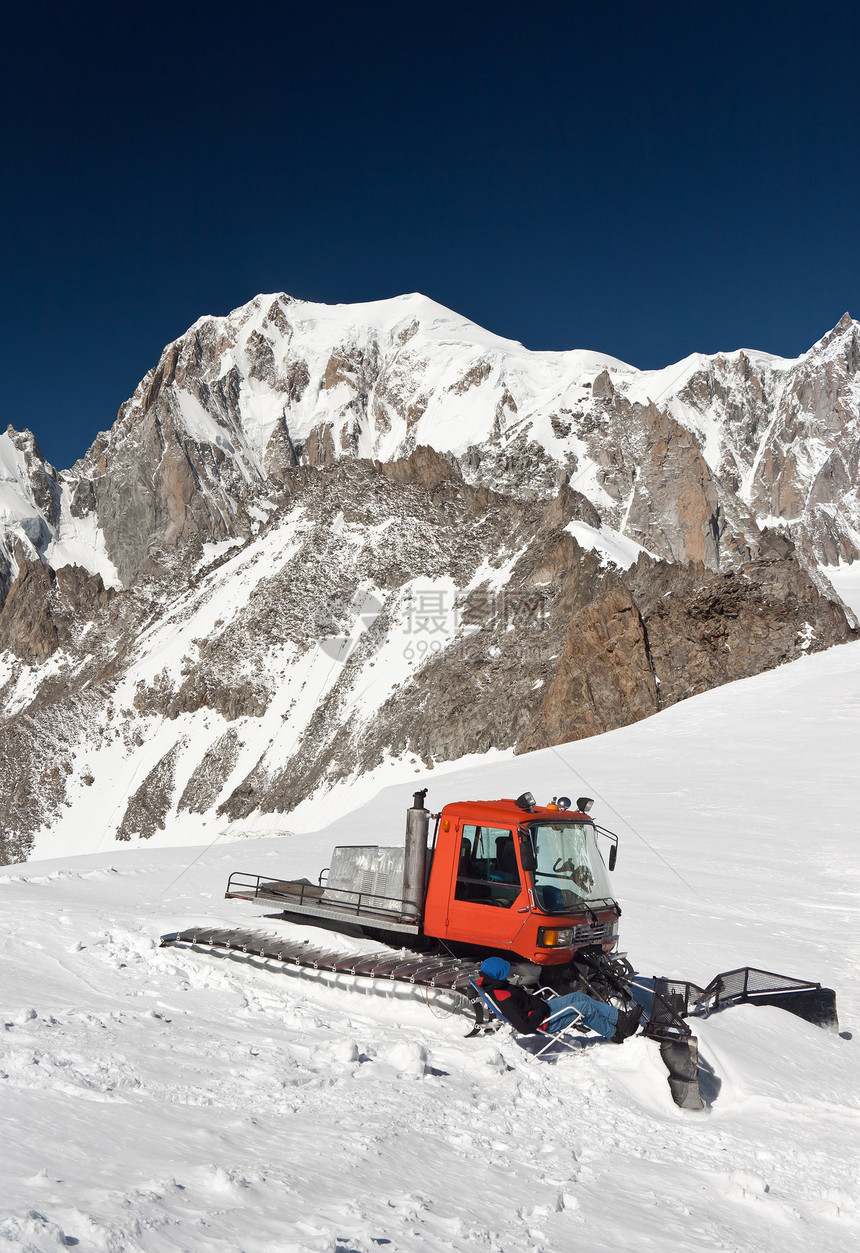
left=444, top=824, right=528, bottom=949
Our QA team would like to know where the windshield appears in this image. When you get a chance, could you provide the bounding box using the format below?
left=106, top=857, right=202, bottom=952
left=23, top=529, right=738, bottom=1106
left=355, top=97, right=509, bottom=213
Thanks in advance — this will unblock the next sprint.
left=526, top=821, right=613, bottom=913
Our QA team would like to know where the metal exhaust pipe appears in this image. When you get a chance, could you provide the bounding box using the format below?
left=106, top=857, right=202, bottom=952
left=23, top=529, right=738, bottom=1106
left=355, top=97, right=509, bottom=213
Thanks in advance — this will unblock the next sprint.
left=403, top=789, right=429, bottom=919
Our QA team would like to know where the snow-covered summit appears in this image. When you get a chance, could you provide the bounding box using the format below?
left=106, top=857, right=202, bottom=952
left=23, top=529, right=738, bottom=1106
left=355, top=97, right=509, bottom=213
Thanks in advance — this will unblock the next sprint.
left=3, top=297, right=859, bottom=592
left=84, top=292, right=859, bottom=579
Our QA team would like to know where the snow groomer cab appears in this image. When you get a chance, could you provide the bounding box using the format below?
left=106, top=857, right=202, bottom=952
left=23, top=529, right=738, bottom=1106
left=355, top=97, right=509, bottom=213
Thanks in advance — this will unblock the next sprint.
left=422, top=792, right=621, bottom=971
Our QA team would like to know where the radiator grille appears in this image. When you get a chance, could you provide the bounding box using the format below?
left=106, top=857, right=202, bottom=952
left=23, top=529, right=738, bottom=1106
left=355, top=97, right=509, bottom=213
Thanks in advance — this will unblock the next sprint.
left=571, top=919, right=615, bottom=943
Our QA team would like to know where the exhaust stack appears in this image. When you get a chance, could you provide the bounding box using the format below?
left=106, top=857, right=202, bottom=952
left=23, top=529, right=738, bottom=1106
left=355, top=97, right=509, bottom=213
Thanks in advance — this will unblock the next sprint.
left=403, top=789, right=429, bottom=919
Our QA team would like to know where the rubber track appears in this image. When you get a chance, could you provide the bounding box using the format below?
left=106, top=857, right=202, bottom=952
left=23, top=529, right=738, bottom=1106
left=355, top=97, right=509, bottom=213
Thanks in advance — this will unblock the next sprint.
left=160, top=926, right=483, bottom=1014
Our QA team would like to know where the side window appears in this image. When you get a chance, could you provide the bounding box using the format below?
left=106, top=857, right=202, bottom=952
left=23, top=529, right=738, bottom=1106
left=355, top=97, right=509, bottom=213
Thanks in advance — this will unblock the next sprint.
left=454, top=825, right=520, bottom=909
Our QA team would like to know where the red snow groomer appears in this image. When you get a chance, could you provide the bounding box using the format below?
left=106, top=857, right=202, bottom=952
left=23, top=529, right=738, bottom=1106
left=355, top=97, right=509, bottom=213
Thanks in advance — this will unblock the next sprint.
left=226, top=789, right=624, bottom=983
left=162, top=788, right=839, bottom=1110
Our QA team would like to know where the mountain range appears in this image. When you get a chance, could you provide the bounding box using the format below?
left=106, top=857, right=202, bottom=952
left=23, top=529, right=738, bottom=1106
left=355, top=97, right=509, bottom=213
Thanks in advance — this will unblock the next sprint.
left=1, top=294, right=857, bottom=863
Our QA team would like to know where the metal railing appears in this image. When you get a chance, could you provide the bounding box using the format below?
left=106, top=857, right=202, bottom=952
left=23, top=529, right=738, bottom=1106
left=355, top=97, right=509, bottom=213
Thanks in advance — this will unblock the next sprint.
left=225, top=871, right=420, bottom=920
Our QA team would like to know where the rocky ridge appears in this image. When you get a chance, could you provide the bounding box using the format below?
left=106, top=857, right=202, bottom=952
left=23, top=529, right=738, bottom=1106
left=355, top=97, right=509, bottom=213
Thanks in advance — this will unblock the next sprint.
left=3, top=295, right=860, bottom=597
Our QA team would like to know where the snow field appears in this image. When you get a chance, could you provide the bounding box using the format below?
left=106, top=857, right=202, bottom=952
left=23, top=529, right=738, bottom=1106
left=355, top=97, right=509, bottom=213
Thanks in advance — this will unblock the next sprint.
left=2, top=848, right=855, bottom=1253
left=4, top=643, right=860, bottom=1249
left=824, top=562, right=860, bottom=621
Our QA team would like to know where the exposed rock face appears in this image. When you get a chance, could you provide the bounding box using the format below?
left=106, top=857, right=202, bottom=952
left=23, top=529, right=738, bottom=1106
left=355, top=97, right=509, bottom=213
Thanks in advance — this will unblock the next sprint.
left=67, top=384, right=260, bottom=587
left=625, top=551, right=849, bottom=705
left=116, top=743, right=183, bottom=841
left=615, top=401, right=726, bottom=566
left=1, top=294, right=859, bottom=865
left=210, top=466, right=853, bottom=821
left=743, top=316, right=860, bottom=563
left=178, top=729, right=242, bottom=814
left=0, top=557, right=112, bottom=661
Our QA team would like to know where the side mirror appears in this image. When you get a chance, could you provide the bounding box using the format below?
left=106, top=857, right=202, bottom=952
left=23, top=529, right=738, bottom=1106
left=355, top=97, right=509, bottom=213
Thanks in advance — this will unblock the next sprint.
left=519, top=835, right=537, bottom=872
left=608, top=846, right=617, bottom=872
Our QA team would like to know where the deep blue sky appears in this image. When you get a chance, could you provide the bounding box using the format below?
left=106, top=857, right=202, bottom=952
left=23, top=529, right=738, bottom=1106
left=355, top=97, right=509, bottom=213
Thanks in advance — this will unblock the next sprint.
left=2, top=0, right=859, bottom=469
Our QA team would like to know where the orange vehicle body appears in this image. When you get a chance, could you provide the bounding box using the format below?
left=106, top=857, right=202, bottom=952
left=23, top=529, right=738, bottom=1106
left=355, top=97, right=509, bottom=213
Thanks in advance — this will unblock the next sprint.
left=423, top=798, right=620, bottom=967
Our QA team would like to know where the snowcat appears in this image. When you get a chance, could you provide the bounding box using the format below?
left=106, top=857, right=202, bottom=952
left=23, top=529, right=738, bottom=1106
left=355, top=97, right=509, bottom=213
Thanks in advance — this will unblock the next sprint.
left=225, top=789, right=623, bottom=983
left=162, top=787, right=840, bottom=1111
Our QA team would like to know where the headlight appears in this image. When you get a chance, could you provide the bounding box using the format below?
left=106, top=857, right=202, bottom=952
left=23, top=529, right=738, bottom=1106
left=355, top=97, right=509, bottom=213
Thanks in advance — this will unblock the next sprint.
left=537, top=927, right=574, bottom=948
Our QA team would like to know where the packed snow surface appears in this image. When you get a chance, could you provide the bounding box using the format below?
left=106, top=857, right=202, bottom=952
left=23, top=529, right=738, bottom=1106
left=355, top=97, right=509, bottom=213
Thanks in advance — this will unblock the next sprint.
left=823, top=562, right=860, bottom=620
left=2, top=643, right=859, bottom=1251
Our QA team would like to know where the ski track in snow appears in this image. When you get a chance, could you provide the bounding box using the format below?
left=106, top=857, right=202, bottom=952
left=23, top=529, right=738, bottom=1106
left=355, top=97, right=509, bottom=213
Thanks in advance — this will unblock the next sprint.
left=3, top=645, right=860, bottom=1251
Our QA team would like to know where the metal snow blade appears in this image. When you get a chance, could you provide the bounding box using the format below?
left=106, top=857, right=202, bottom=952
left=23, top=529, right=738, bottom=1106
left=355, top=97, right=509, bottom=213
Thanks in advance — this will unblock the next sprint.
left=682, top=966, right=838, bottom=1028
left=644, top=966, right=839, bottom=1111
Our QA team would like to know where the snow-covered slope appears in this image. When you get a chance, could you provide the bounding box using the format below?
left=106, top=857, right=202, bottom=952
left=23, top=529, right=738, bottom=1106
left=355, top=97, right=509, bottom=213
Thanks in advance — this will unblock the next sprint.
left=2, top=644, right=857, bottom=1251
